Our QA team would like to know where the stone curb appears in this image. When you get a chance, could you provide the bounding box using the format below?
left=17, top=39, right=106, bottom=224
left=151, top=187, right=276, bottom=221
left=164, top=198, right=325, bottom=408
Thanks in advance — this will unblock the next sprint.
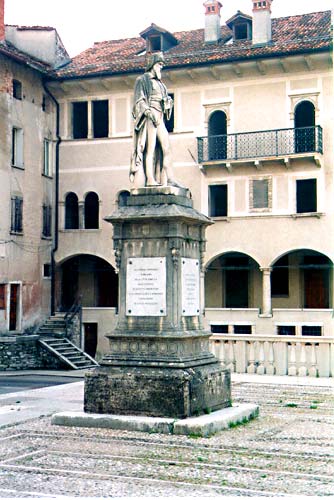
left=51, top=403, right=259, bottom=437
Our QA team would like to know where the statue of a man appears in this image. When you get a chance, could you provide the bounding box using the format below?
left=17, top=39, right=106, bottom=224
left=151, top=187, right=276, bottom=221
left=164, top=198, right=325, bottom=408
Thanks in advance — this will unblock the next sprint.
left=130, top=52, right=181, bottom=188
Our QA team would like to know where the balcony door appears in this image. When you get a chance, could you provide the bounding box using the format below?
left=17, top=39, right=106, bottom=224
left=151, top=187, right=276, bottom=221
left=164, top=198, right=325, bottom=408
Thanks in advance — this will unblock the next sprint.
left=294, top=100, right=315, bottom=153
left=208, top=111, right=227, bottom=160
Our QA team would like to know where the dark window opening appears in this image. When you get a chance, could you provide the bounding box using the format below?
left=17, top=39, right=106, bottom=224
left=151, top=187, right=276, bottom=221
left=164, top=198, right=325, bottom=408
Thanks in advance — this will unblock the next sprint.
left=209, top=184, right=228, bottom=217
left=302, top=325, right=321, bottom=336
left=296, top=179, right=317, bottom=213
left=13, top=79, right=22, bottom=100
left=277, top=325, right=296, bottom=336
left=93, top=100, right=109, bottom=138
left=42, top=205, right=52, bottom=237
left=252, top=179, right=269, bottom=209
left=72, top=101, right=88, bottom=139
left=84, top=192, right=99, bottom=229
left=164, top=93, right=174, bottom=133
left=65, top=192, right=79, bottom=229
left=211, top=324, right=228, bottom=334
left=118, top=190, right=130, bottom=207
left=234, top=325, right=252, bottom=334
left=208, top=110, right=227, bottom=160
left=0, top=284, right=5, bottom=309
left=43, top=263, right=51, bottom=278
left=225, top=256, right=249, bottom=308
left=11, top=197, right=23, bottom=233
left=271, top=255, right=289, bottom=296
left=149, top=35, right=161, bottom=51
left=294, top=100, right=316, bottom=153
left=234, top=23, right=249, bottom=40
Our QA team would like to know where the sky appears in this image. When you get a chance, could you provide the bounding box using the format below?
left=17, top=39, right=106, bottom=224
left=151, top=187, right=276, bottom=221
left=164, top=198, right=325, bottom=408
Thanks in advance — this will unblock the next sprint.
left=4, top=0, right=333, bottom=57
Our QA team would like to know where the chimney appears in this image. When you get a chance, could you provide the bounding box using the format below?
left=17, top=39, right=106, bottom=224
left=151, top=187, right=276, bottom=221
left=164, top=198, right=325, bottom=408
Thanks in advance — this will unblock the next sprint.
left=0, top=0, right=5, bottom=41
left=203, top=0, right=222, bottom=44
left=252, top=0, right=273, bottom=45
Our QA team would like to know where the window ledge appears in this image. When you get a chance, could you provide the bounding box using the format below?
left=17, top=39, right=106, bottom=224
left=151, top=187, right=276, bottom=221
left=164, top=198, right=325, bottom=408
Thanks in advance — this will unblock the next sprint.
left=11, top=164, right=24, bottom=170
left=210, top=216, right=230, bottom=221
left=41, top=235, right=52, bottom=240
left=42, top=173, right=53, bottom=179
left=10, top=231, right=23, bottom=236
left=291, top=212, right=323, bottom=219
left=60, top=228, right=101, bottom=232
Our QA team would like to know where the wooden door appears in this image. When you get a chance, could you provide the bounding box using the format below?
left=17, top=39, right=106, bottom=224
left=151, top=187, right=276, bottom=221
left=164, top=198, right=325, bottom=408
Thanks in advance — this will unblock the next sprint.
left=9, top=284, right=19, bottom=331
left=304, top=269, right=329, bottom=308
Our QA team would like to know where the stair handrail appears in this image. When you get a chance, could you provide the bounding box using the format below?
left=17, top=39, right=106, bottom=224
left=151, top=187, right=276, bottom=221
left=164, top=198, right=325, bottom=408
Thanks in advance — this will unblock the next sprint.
left=64, top=295, right=82, bottom=342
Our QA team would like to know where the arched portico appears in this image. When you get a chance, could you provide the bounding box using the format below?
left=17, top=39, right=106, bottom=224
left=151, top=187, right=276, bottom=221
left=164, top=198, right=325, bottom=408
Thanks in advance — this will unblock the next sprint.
left=56, top=254, right=118, bottom=311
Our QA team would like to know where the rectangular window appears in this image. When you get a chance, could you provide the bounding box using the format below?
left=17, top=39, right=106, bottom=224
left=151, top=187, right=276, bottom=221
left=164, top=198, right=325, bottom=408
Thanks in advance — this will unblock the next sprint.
left=42, top=205, right=52, bottom=238
left=72, top=101, right=88, bottom=139
left=252, top=179, right=269, bottom=209
left=12, top=127, right=24, bottom=168
left=43, top=140, right=52, bottom=176
left=302, top=325, right=322, bottom=336
left=92, top=100, right=109, bottom=138
left=209, top=184, right=228, bottom=217
left=277, top=325, right=296, bottom=336
left=296, top=179, right=317, bottom=213
left=149, top=36, right=161, bottom=51
left=11, top=197, right=23, bottom=233
left=211, top=324, right=228, bottom=334
left=271, top=255, right=289, bottom=296
left=43, top=263, right=51, bottom=278
left=13, top=79, right=22, bottom=100
left=0, top=284, right=5, bottom=309
left=234, top=325, right=252, bottom=334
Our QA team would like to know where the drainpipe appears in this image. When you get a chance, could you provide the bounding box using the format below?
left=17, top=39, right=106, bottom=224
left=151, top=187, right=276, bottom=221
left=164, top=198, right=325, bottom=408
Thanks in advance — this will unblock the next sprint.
left=42, top=81, right=61, bottom=316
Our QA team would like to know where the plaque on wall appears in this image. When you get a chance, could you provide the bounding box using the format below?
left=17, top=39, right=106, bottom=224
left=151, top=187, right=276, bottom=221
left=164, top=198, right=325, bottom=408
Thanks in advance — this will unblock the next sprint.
left=181, top=258, right=200, bottom=316
left=126, top=257, right=166, bottom=316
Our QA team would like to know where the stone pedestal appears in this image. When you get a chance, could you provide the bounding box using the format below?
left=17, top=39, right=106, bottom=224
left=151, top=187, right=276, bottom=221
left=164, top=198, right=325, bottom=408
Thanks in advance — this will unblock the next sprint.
left=84, top=186, right=232, bottom=418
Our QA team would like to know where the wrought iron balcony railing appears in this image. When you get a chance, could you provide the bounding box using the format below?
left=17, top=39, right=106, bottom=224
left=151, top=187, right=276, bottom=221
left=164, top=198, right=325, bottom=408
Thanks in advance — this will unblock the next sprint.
left=197, top=126, right=323, bottom=164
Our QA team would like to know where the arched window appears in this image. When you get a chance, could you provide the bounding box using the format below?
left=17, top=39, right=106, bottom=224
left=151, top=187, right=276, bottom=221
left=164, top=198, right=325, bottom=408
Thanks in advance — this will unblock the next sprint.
left=208, top=110, right=227, bottom=160
left=84, top=192, right=99, bottom=229
left=118, top=190, right=130, bottom=207
left=65, top=192, right=79, bottom=229
left=294, top=100, right=316, bottom=153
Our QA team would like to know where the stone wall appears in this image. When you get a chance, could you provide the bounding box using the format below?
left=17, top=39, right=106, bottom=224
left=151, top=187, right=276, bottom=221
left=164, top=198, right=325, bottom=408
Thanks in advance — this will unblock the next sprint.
left=0, top=335, right=66, bottom=371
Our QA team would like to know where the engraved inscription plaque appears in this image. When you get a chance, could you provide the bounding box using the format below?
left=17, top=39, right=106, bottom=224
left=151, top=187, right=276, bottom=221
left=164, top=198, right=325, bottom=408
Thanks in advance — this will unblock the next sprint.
left=181, top=258, right=200, bottom=316
left=126, top=257, right=166, bottom=316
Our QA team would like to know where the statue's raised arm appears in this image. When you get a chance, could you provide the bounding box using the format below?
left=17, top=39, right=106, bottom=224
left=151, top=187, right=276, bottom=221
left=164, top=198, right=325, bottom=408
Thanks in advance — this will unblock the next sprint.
left=130, top=52, right=182, bottom=188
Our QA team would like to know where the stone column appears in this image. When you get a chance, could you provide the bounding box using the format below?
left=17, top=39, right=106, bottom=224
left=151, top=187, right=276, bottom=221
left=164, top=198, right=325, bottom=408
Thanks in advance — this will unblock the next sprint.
left=87, top=101, right=93, bottom=139
left=260, top=267, right=272, bottom=317
left=78, top=201, right=85, bottom=229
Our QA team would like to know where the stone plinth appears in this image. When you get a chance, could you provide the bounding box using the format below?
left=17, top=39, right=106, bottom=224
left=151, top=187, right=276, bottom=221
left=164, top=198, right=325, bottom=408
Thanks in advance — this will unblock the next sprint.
left=84, top=186, right=231, bottom=418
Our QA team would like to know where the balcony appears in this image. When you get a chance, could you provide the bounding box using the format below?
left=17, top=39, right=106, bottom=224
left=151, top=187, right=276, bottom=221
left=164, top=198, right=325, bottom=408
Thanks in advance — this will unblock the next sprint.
left=197, top=126, right=323, bottom=170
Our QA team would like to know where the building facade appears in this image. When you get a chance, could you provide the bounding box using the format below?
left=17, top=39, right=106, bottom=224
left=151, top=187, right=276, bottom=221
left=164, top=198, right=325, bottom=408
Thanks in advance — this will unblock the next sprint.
left=1, top=0, right=333, bottom=376
left=0, top=8, right=69, bottom=335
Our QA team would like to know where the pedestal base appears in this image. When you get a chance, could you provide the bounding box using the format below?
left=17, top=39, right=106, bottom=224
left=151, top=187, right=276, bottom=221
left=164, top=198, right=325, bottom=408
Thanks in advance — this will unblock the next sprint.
left=84, top=363, right=231, bottom=419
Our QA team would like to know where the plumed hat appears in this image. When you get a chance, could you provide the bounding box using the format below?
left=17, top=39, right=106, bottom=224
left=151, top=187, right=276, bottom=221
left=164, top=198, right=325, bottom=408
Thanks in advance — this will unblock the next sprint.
left=146, top=52, right=165, bottom=71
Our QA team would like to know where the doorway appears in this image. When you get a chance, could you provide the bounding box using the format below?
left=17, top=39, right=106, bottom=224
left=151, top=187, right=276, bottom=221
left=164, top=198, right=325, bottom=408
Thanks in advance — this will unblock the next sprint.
left=9, top=283, right=20, bottom=331
left=84, top=323, right=98, bottom=358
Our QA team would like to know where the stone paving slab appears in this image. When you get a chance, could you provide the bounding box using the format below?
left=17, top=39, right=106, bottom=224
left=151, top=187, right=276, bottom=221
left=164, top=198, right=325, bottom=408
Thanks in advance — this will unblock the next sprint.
left=0, top=375, right=332, bottom=498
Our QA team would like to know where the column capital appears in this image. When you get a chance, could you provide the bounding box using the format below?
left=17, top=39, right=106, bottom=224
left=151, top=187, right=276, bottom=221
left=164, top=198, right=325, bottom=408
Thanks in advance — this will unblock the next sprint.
left=260, top=267, right=272, bottom=273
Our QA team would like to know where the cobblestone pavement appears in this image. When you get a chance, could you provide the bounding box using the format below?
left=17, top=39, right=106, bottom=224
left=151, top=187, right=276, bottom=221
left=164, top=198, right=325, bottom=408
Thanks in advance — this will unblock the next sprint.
left=0, top=378, right=333, bottom=498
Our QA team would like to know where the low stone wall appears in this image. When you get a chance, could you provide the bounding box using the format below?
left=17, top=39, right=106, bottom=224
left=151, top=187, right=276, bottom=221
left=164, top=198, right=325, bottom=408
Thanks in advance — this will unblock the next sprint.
left=0, top=335, right=66, bottom=371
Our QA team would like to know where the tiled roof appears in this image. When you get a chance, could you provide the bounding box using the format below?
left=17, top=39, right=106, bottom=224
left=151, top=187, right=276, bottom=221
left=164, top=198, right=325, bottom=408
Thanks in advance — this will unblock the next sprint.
left=0, top=39, right=51, bottom=73
left=52, top=10, right=332, bottom=80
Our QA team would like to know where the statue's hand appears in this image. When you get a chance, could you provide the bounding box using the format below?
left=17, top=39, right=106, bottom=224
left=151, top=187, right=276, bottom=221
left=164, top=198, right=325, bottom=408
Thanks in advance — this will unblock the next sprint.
left=145, top=109, right=157, bottom=127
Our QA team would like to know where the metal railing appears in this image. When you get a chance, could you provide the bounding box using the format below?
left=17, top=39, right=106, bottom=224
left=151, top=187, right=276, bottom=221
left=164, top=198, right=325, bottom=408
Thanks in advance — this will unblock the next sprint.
left=197, top=126, right=323, bottom=163
left=64, top=295, right=82, bottom=346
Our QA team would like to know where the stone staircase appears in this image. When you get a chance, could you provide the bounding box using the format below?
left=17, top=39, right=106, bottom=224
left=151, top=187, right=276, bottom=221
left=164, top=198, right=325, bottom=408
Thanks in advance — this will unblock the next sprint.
left=38, top=315, right=99, bottom=370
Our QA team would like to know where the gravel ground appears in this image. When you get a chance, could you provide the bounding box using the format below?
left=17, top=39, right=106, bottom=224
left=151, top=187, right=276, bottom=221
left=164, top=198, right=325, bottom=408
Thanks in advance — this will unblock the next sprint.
left=0, top=380, right=332, bottom=498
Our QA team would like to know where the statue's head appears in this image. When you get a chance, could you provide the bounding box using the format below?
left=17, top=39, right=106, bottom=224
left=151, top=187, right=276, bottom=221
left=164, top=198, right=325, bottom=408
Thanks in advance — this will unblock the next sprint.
left=146, top=52, right=165, bottom=72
